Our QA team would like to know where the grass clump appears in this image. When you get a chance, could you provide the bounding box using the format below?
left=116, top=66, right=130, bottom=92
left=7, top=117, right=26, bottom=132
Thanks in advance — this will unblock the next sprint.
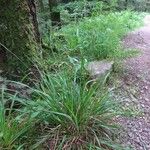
left=0, top=69, right=138, bottom=149
left=15, top=70, right=127, bottom=149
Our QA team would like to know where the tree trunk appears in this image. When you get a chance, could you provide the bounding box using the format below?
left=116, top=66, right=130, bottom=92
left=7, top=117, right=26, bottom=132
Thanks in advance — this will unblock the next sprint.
left=125, top=0, right=128, bottom=9
left=48, top=0, right=58, bottom=12
left=48, top=0, right=61, bottom=28
left=38, top=0, right=44, bottom=12
left=0, top=0, right=40, bottom=76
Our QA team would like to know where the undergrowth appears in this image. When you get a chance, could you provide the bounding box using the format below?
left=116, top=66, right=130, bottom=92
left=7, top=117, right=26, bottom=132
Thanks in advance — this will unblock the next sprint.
left=43, top=10, right=142, bottom=62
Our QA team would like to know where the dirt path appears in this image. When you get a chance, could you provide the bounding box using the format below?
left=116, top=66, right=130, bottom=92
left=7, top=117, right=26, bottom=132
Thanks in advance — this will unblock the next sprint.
left=118, top=16, right=150, bottom=150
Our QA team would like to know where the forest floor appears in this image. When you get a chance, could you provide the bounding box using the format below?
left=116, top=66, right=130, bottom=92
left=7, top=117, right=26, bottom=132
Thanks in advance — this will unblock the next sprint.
left=116, top=15, right=150, bottom=150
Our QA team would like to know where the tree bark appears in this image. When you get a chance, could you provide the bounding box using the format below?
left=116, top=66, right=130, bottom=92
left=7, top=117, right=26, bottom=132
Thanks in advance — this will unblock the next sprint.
left=0, top=0, right=40, bottom=76
left=27, top=0, right=41, bottom=43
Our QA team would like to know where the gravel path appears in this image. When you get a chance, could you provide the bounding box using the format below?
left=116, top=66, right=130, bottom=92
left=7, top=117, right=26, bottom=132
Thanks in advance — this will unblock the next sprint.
left=117, top=16, right=150, bottom=150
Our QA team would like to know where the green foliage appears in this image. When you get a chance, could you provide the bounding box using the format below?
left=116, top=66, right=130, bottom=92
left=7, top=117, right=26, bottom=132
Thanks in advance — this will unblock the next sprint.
left=38, top=0, right=118, bottom=38
left=54, top=11, right=141, bottom=60
left=117, top=0, right=148, bottom=11
left=57, top=0, right=103, bottom=23
left=57, top=0, right=118, bottom=24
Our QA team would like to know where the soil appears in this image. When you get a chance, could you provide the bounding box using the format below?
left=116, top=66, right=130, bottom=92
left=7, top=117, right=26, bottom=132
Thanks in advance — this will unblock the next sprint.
left=117, top=15, right=150, bottom=150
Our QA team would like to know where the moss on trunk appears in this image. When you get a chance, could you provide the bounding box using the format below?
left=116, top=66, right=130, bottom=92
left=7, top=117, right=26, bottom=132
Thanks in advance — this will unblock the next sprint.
left=0, top=0, right=40, bottom=76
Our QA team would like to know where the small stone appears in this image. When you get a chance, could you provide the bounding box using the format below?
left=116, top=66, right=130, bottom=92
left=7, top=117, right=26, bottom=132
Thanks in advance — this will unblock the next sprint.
left=87, top=60, right=114, bottom=79
left=141, top=104, right=145, bottom=108
left=128, top=133, right=133, bottom=138
left=145, top=98, right=149, bottom=101
left=144, top=86, right=148, bottom=90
